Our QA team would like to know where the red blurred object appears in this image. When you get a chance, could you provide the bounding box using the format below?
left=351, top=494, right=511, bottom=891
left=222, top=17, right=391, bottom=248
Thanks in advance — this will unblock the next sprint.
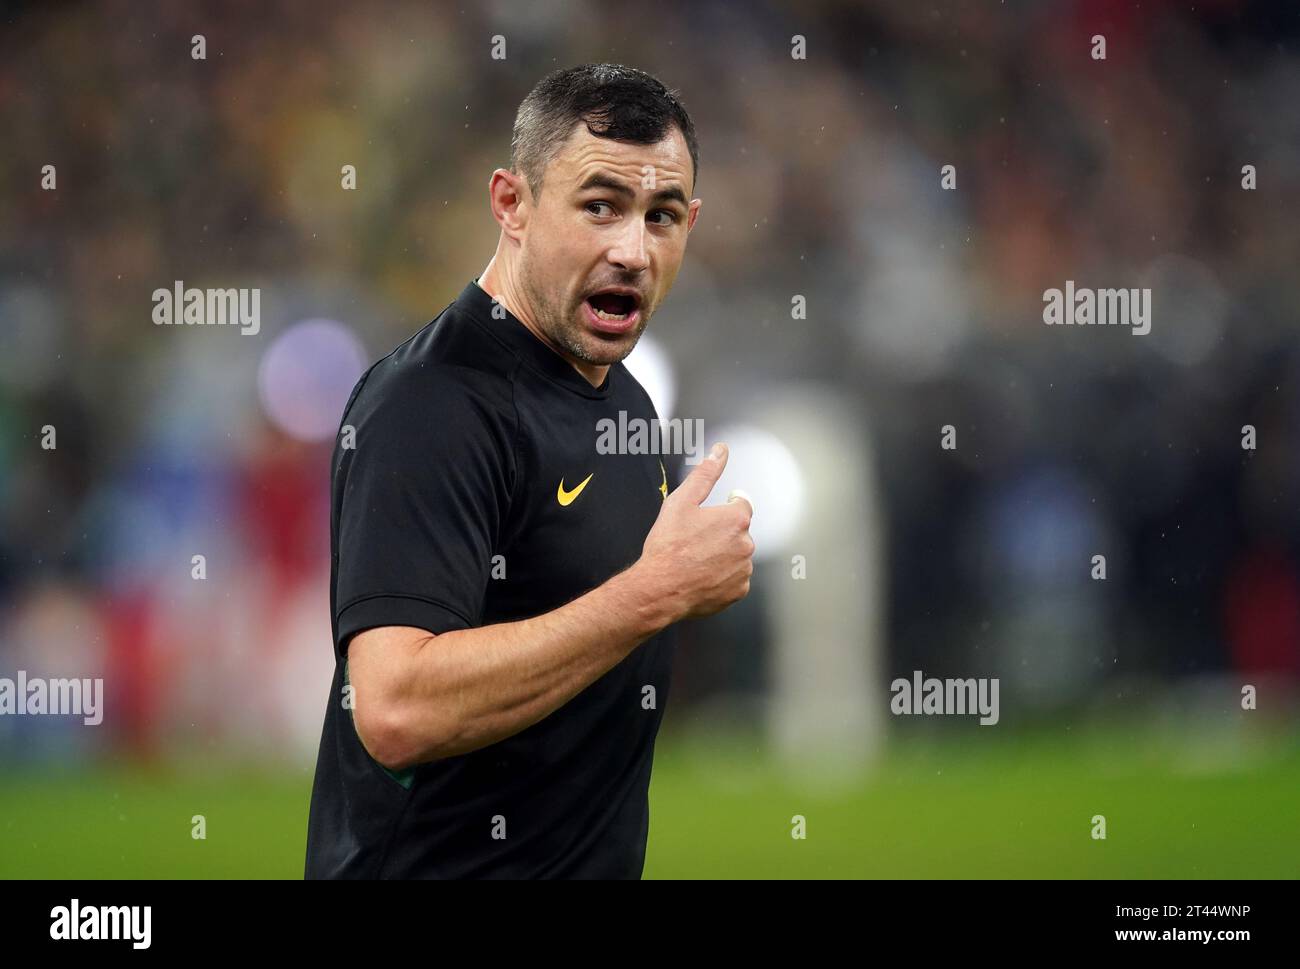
left=236, top=427, right=329, bottom=609
left=1224, top=543, right=1300, bottom=678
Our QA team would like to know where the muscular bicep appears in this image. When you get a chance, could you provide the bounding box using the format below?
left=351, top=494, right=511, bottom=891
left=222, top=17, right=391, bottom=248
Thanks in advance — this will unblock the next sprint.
left=332, top=365, right=514, bottom=653
left=330, top=366, right=514, bottom=768
left=347, top=625, right=438, bottom=767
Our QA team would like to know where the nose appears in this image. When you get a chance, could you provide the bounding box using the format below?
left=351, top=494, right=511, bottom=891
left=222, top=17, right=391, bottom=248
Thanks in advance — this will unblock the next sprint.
left=607, top=217, right=649, bottom=274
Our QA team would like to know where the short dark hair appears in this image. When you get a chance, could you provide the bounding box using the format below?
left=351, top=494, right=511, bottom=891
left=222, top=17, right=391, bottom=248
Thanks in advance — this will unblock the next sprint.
left=510, top=63, right=699, bottom=200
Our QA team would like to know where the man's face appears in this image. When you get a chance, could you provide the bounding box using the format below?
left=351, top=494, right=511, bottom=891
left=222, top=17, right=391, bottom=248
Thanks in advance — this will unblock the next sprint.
left=516, top=123, right=700, bottom=370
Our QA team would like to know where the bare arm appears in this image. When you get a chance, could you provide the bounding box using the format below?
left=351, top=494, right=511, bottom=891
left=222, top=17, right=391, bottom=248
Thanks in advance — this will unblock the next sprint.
left=349, top=442, right=753, bottom=770
left=350, top=560, right=673, bottom=769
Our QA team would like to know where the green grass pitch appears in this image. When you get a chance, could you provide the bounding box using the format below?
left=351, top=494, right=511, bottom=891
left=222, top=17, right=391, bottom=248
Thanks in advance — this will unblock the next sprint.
left=2, top=725, right=1296, bottom=878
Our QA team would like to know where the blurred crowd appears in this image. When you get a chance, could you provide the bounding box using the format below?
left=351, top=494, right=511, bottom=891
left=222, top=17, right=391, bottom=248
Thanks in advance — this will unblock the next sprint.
left=1, top=0, right=1298, bottom=763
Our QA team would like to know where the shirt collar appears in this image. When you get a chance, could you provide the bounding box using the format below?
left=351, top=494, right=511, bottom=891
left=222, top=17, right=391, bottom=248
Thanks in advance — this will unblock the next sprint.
left=457, top=278, right=613, bottom=399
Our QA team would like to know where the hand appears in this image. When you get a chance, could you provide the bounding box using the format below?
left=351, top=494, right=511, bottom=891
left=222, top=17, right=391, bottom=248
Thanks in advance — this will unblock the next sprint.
left=637, top=443, right=755, bottom=621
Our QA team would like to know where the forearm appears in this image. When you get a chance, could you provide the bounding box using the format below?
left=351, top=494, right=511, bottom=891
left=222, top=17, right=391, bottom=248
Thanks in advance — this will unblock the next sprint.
left=369, top=560, right=679, bottom=767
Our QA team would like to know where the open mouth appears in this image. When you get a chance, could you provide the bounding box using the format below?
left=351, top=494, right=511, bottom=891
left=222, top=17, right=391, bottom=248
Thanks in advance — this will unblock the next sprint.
left=584, top=289, right=641, bottom=324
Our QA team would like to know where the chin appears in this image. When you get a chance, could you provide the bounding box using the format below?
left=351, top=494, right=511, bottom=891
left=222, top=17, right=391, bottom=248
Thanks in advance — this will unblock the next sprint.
left=580, top=338, right=636, bottom=366
left=564, top=320, right=644, bottom=365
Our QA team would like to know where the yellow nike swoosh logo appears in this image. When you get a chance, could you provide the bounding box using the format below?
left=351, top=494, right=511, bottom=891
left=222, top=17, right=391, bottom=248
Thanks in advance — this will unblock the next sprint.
left=658, top=461, right=668, bottom=500
left=557, top=472, right=594, bottom=507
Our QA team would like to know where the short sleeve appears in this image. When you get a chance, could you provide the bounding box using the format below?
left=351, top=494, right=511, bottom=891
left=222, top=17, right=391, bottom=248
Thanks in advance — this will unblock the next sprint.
left=332, top=363, right=515, bottom=651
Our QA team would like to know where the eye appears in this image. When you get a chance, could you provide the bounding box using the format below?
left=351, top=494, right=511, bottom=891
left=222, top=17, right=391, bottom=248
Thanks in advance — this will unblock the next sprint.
left=648, top=209, right=679, bottom=226
left=586, top=201, right=615, bottom=217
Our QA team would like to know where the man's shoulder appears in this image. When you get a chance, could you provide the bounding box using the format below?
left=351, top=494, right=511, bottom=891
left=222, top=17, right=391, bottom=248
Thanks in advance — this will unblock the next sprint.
left=346, top=304, right=519, bottom=427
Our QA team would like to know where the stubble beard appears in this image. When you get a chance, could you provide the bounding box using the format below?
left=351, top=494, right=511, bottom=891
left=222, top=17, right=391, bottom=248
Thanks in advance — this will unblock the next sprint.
left=520, top=261, right=649, bottom=368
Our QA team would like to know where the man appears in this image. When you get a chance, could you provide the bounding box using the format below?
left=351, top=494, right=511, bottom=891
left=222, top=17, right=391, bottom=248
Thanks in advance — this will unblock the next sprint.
left=305, top=64, right=755, bottom=879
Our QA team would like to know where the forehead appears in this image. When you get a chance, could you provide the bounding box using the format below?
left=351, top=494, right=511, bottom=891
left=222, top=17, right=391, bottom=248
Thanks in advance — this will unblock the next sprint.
left=548, top=122, right=694, bottom=194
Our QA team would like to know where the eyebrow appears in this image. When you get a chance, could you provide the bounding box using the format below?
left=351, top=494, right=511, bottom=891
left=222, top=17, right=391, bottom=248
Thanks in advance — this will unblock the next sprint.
left=577, top=171, right=689, bottom=209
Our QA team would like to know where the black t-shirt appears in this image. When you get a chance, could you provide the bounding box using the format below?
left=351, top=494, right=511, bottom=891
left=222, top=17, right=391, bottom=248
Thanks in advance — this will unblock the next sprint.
left=304, top=279, right=677, bottom=879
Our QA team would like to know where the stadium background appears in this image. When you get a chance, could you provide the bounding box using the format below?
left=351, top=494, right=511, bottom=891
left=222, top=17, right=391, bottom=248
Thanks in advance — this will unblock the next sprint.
left=2, top=0, right=1298, bottom=878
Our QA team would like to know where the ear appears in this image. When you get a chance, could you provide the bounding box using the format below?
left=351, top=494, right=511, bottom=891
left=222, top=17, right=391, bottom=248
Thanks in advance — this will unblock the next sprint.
left=488, top=169, right=530, bottom=241
left=686, top=197, right=702, bottom=232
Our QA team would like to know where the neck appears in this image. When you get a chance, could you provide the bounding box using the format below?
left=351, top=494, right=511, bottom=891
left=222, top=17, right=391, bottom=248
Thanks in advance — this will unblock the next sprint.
left=477, top=255, right=608, bottom=388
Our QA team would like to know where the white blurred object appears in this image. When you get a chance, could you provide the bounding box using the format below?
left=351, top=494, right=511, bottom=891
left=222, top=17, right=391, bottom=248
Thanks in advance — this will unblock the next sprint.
left=1138, top=254, right=1228, bottom=367
left=705, top=423, right=804, bottom=559
left=720, top=389, right=887, bottom=778
left=623, top=332, right=677, bottom=420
